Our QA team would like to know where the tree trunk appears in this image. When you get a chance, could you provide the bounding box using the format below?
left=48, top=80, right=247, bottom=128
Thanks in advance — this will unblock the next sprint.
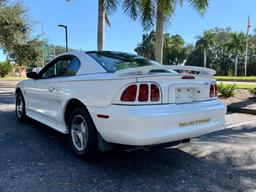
left=18, top=66, right=27, bottom=77
left=203, top=48, right=207, bottom=68
left=155, top=4, right=165, bottom=64
left=234, top=55, right=238, bottom=76
left=97, top=0, right=105, bottom=51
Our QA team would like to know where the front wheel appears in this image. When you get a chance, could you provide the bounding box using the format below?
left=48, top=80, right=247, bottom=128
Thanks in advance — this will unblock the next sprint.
left=15, top=91, right=27, bottom=122
left=68, top=107, right=98, bottom=158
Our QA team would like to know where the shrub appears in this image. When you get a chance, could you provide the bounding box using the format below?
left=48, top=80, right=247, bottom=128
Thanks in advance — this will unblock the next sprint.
left=249, top=87, right=256, bottom=98
left=218, top=83, right=237, bottom=98
left=0, top=61, right=13, bottom=77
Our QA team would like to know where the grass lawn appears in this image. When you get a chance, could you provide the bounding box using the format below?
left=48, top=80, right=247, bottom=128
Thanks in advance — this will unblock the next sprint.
left=215, top=76, right=256, bottom=81
left=234, top=84, right=256, bottom=89
left=0, top=76, right=27, bottom=81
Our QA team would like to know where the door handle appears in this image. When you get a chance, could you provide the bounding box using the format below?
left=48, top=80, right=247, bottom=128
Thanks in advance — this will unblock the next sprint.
left=48, top=87, right=56, bottom=92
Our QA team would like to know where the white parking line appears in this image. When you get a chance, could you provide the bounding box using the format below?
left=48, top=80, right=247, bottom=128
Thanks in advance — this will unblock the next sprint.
left=224, top=120, right=256, bottom=129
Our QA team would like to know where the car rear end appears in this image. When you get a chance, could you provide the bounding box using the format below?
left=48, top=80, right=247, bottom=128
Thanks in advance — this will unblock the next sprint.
left=89, top=73, right=226, bottom=146
left=86, top=51, right=226, bottom=146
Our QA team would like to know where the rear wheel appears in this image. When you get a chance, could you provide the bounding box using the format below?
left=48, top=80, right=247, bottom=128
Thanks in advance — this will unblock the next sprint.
left=15, top=91, right=27, bottom=122
left=68, top=107, right=98, bottom=158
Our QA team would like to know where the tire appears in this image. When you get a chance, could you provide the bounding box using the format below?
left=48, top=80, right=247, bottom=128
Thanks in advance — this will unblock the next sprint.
left=15, top=91, right=27, bottom=122
left=68, top=107, right=98, bottom=158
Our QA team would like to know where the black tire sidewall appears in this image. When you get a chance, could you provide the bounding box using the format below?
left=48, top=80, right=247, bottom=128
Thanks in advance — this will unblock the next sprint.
left=68, top=107, right=98, bottom=158
left=15, top=92, right=27, bottom=122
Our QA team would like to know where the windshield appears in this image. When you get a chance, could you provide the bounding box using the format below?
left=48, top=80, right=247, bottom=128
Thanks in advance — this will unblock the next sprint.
left=87, top=51, right=172, bottom=73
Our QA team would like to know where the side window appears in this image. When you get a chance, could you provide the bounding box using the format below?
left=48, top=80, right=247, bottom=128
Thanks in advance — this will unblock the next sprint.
left=41, top=57, right=81, bottom=79
left=65, top=57, right=81, bottom=76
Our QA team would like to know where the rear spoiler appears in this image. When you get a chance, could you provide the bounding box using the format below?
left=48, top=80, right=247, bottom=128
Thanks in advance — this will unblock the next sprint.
left=115, top=65, right=216, bottom=76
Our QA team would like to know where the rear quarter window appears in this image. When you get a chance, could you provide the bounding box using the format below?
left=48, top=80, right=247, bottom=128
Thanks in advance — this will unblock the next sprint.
left=65, top=57, right=81, bottom=76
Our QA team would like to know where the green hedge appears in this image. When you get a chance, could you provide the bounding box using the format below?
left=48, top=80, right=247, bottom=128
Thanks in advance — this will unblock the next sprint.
left=249, top=87, right=256, bottom=98
left=0, top=62, right=13, bottom=78
left=218, top=83, right=237, bottom=98
left=217, top=83, right=255, bottom=90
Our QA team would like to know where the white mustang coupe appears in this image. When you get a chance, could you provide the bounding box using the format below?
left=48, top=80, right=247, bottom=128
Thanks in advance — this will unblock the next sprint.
left=15, top=51, right=226, bottom=157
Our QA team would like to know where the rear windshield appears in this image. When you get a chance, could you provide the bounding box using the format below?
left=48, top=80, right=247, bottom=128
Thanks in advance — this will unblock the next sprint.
left=87, top=51, right=164, bottom=73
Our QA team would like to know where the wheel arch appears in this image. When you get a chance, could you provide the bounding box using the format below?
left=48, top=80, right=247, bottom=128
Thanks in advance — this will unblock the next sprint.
left=15, top=87, right=22, bottom=95
left=63, top=98, right=93, bottom=128
left=14, top=87, right=24, bottom=104
left=63, top=98, right=115, bottom=152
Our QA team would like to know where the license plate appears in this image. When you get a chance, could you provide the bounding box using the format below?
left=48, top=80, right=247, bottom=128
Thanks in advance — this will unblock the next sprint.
left=175, top=88, right=194, bottom=104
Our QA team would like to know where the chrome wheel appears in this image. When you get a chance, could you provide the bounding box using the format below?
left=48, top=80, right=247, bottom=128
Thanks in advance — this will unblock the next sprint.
left=16, top=96, right=24, bottom=118
left=71, top=115, right=89, bottom=151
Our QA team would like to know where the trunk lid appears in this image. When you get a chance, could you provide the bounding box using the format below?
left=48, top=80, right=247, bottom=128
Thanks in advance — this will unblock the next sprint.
left=114, top=65, right=216, bottom=104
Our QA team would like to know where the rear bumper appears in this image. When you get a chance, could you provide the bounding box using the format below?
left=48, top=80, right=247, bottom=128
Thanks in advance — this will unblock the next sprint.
left=88, top=100, right=226, bottom=146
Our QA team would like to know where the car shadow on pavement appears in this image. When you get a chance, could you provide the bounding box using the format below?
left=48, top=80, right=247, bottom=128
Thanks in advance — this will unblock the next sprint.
left=0, top=109, right=256, bottom=192
left=228, top=97, right=256, bottom=109
left=196, top=123, right=256, bottom=144
left=91, top=145, right=256, bottom=192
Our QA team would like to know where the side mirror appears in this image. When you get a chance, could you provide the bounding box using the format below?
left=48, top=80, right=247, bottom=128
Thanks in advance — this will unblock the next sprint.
left=27, top=72, right=39, bottom=80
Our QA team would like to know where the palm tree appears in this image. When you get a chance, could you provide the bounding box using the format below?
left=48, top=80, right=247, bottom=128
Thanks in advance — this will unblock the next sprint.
left=164, top=34, right=186, bottom=65
left=98, top=0, right=119, bottom=51
left=227, top=32, right=246, bottom=76
left=123, top=0, right=209, bottom=64
left=196, top=31, right=215, bottom=68
left=66, top=0, right=118, bottom=51
left=135, top=30, right=155, bottom=59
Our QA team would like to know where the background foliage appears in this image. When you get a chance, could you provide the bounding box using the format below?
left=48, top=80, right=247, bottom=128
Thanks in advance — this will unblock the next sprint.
left=135, top=28, right=256, bottom=76
left=0, top=0, right=255, bottom=77
left=0, top=1, right=69, bottom=72
left=0, top=61, right=13, bottom=77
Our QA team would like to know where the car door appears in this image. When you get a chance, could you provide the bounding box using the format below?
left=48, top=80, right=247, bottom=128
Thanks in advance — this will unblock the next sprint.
left=25, top=55, right=80, bottom=124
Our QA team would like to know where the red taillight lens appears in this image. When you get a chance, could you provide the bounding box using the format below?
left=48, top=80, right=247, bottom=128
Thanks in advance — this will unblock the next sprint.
left=214, top=84, right=218, bottom=97
left=121, top=84, right=137, bottom=102
left=150, top=84, right=160, bottom=101
left=120, top=83, right=161, bottom=103
left=210, top=83, right=216, bottom=98
left=181, top=76, right=195, bottom=79
left=138, top=84, right=149, bottom=102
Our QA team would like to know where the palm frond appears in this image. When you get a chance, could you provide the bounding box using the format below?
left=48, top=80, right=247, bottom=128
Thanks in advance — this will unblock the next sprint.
left=157, top=0, right=175, bottom=16
left=163, top=0, right=178, bottom=25
left=105, top=13, right=111, bottom=27
left=188, top=0, right=209, bottom=16
left=139, top=0, right=156, bottom=31
left=122, top=0, right=140, bottom=20
left=104, top=0, right=119, bottom=15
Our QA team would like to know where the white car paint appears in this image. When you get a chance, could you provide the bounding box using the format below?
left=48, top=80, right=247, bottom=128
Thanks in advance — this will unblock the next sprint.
left=16, top=51, right=226, bottom=146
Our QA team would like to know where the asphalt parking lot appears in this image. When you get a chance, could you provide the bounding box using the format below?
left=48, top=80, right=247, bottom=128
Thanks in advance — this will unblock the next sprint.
left=0, top=86, right=256, bottom=192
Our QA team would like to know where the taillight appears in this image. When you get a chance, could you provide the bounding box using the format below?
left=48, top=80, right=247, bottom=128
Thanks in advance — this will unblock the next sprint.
left=214, top=84, right=218, bottom=97
left=121, top=84, right=137, bottom=102
left=181, top=76, right=195, bottom=79
left=138, top=84, right=149, bottom=102
left=150, top=84, right=160, bottom=101
left=209, top=83, right=217, bottom=98
left=120, top=83, right=161, bottom=103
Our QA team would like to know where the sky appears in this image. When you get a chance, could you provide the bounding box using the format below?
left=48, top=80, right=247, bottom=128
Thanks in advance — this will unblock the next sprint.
left=1, top=0, right=256, bottom=61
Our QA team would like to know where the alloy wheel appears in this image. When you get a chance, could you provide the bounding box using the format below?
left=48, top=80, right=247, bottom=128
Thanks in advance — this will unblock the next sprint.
left=16, top=96, right=24, bottom=118
left=71, top=115, right=89, bottom=151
